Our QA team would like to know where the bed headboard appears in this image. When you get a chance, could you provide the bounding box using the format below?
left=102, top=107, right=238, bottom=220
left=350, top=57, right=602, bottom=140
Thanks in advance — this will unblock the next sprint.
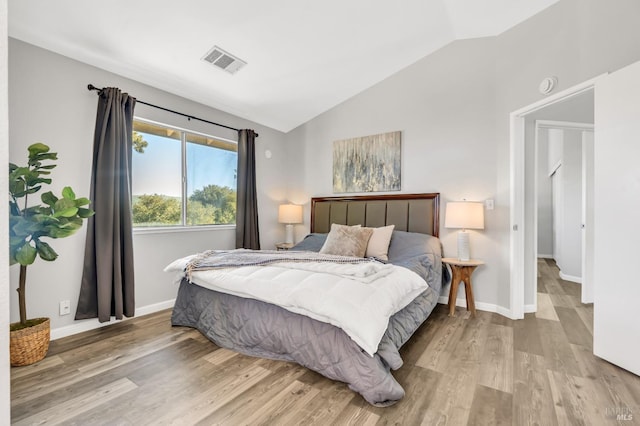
left=310, top=193, right=440, bottom=237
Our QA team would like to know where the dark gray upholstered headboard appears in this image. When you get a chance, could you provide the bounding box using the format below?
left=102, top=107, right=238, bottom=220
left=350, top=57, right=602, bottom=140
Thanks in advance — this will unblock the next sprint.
left=310, top=193, right=440, bottom=237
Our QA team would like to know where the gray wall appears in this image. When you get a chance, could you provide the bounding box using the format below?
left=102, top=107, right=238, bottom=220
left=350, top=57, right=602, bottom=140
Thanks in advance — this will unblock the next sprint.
left=286, top=0, right=640, bottom=313
left=537, top=130, right=553, bottom=257
left=8, top=39, right=289, bottom=331
left=559, top=129, right=583, bottom=279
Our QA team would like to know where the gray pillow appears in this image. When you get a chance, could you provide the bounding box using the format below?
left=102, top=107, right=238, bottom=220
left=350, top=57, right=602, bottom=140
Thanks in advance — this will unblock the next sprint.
left=319, top=224, right=373, bottom=258
left=387, top=230, right=446, bottom=292
left=290, top=233, right=327, bottom=252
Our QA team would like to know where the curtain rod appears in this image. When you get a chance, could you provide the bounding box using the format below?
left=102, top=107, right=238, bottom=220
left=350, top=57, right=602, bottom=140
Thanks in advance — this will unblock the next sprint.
left=87, top=84, right=258, bottom=137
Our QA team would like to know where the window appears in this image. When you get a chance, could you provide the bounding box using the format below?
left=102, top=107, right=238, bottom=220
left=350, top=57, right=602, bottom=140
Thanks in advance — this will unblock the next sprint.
left=132, top=119, right=237, bottom=227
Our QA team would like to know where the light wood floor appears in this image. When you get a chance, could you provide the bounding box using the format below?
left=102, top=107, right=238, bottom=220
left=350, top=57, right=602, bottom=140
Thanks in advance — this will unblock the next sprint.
left=11, top=259, right=640, bottom=425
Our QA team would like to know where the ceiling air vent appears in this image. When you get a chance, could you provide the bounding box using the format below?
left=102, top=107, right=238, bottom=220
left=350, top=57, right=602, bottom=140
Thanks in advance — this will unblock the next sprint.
left=202, top=45, right=247, bottom=74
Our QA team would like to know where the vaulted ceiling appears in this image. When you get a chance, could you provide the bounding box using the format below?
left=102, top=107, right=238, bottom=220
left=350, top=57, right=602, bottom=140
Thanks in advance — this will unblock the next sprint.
left=9, top=0, right=559, bottom=132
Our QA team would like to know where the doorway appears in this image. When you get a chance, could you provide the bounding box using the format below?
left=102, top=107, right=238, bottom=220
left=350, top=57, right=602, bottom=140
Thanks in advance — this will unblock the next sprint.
left=535, top=121, right=594, bottom=305
left=509, top=77, right=601, bottom=318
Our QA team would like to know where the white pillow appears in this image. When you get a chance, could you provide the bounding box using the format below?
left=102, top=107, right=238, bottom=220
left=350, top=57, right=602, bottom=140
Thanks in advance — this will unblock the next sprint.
left=365, top=225, right=395, bottom=261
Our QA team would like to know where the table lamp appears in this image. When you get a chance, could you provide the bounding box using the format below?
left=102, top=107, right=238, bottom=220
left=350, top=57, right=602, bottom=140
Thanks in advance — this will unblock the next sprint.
left=278, top=204, right=303, bottom=244
left=444, top=201, right=484, bottom=261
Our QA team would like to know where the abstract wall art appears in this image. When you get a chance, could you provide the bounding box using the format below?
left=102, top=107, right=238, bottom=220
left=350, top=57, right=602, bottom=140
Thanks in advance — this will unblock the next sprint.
left=333, top=131, right=401, bottom=193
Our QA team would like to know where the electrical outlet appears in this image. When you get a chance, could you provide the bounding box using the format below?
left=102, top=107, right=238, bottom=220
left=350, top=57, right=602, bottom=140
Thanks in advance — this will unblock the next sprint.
left=59, top=300, right=71, bottom=316
left=485, top=199, right=494, bottom=210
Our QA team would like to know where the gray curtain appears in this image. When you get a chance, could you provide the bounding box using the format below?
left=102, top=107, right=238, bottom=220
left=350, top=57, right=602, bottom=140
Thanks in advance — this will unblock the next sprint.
left=236, top=129, right=260, bottom=249
left=76, top=87, right=136, bottom=322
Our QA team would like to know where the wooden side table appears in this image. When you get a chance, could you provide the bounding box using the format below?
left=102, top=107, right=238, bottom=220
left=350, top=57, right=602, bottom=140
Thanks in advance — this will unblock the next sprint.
left=442, top=258, right=484, bottom=317
left=275, top=242, right=294, bottom=251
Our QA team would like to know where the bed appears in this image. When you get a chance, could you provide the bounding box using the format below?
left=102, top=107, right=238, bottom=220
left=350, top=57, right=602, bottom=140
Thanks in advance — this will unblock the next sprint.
left=167, top=193, right=444, bottom=406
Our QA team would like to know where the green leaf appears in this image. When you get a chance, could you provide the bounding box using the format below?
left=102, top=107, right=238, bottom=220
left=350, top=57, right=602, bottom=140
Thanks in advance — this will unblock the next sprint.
left=15, top=242, right=37, bottom=265
left=62, top=186, right=76, bottom=200
left=31, top=152, right=57, bottom=162
left=77, top=208, right=95, bottom=218
left=41, top=191, right=58, bottom=206
left=35, top=240, right=58, bottom=261
left=53, top=207, right=79, bottom=218
left=26, top=186, right=42, bottom=195
left=27, top=143, right=50, bottom=157
left=44, top=226, right=78, bottom=238
left=54, top=198, right=75, bottom=212
left=74, top=197, right=91, bottom=207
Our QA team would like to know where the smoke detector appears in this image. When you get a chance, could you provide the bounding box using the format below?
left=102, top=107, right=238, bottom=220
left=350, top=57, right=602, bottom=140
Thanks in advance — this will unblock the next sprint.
left=539, top=76, right=558, bottom=95
left=202, top=45, right=247, bottom=74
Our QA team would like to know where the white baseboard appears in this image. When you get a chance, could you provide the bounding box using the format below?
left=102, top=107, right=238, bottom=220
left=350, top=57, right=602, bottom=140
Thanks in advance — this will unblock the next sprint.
left=50, top=299, right=175, bottom=341
left=537, top=254, right=554, bottom=259
left=559, top=272, right=582, bottom=284
left=524, top=303, right=537, bottom=313
left=437, top=296, right=515, bottom=319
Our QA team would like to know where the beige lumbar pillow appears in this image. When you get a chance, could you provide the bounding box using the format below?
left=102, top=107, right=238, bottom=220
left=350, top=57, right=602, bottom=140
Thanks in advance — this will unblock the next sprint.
left=365, top=225, right=395, bottom=261
left=320, top=223, right=373, bottom=258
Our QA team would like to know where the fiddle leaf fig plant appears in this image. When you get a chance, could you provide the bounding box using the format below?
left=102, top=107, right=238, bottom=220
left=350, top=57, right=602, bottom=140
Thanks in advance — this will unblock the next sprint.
left=9, top=143, right=94, bottom=329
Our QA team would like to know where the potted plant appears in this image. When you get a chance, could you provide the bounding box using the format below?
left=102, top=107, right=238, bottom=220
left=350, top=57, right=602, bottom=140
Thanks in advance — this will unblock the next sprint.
left=9, top=143, right=94, bottom=366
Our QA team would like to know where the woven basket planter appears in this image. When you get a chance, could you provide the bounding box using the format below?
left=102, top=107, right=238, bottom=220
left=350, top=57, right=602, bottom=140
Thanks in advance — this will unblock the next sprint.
left=10, top=317, right=50, bottom=367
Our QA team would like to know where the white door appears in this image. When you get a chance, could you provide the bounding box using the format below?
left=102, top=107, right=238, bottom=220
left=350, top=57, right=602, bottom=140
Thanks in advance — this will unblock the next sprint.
left=593, top=60, right=640, bottom=375
left=581, top=131, right=594, bottom=303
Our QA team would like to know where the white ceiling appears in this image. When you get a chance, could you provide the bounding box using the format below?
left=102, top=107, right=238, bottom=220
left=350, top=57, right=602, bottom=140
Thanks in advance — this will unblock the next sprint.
left=8, top=0, right=559, bottom=133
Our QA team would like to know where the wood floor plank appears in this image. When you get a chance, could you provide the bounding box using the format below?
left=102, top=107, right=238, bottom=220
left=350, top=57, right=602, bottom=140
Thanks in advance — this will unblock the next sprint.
left=203, top=347, right=239, bottom=365
left=282, top=380, right=355, bottom=425
left=513, top=313, right=545, bottom=357
left=419, top=368, right=477, bottom=425
left=575, top=305, right=594, bottom=335
left=196, top=362, right=308, bottom=425
left=415, top=310, right=469, bottom=372
left=537, top=318, right=582, bottom=376
left=154, top=364, right=272, bottom=425
left=477, top=323, right=514, bottom=393
left=571, top=343, right=640, bottom=415
left=555, top=306, right=593, bottom=348
left=400, top=305, right=449, bottom=367
left=559, top=279, right=582, bottom=298
left=547, top=369, right=618, bottom=426
left=513, top=350, right=558, bottom=426
left=536, top=292, right=560, bottom=321
left=467, top=384, right=513, bottom=426
left=10, top=354, right=64, bottom=380
left=370, top=366, right=442, bottom=425
left=334, top=399, right=380, bottom=426
left=235, top=379, right=321, bottom=425
left=13, top=378, right=137, bottom=426
left=11, top=337, right=213, bottom=420
left=11, top=333, right=196, bottom=407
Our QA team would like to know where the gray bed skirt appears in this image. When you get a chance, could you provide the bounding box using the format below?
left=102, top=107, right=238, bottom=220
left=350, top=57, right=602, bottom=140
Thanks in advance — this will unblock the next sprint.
left=171, top=279, right=439, bottom=406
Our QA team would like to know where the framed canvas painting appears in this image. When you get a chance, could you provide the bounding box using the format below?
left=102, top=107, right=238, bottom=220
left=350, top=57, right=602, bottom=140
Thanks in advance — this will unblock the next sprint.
left=333, top=131, right=401, bottom=193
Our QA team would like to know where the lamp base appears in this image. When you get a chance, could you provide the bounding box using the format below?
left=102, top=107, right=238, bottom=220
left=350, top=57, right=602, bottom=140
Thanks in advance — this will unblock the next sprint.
left=284, top=224, right=294, bottom=244
left=457, top=230, right=470, bottom=261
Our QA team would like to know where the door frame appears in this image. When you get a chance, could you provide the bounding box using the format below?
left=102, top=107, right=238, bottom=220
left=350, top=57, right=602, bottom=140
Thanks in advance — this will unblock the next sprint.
left=509, top=75, right=604, bottom=319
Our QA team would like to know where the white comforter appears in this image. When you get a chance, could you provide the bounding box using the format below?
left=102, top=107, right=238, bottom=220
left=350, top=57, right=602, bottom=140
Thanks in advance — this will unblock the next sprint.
left=165, top=257, right=428, bottom=356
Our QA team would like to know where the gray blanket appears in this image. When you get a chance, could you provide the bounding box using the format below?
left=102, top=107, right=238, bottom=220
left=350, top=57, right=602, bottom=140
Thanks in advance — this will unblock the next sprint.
left=171, top=278, right=439, bottom=406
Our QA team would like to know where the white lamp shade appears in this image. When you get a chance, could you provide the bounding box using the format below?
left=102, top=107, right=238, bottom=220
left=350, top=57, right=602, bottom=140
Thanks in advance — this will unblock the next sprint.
left=278, top=204, right=303, bottom=224
left=444, top=201, right=485, bottom=230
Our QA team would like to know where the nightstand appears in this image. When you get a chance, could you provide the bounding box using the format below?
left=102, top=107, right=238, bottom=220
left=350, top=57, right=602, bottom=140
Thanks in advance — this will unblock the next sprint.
left=442, top=258, right=484, bottom=317
left=275, top=242, right=294, bottom=251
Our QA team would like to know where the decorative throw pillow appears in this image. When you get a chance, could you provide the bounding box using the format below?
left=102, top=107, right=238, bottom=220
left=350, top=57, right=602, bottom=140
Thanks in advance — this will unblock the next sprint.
left=319, top=224, right=373, bottom=257
left=365, top=225, right=395, bottom=261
